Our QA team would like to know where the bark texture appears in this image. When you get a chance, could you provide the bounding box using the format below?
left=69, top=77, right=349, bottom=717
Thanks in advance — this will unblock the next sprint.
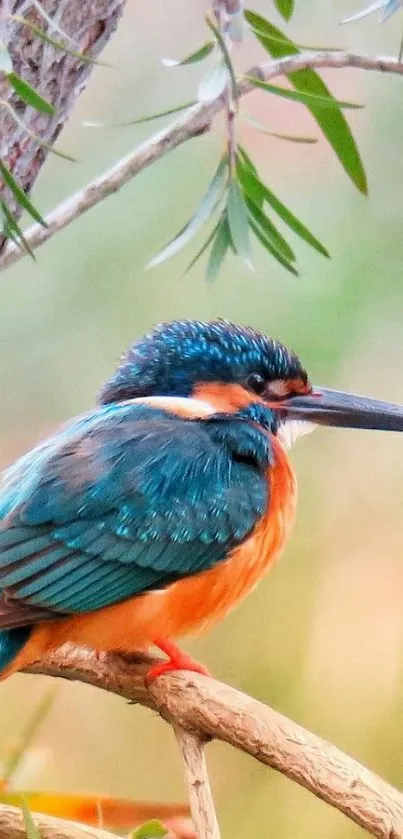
left=24, top=646, right=403, bottom=839
left=0, top=0, right=127, bottom=250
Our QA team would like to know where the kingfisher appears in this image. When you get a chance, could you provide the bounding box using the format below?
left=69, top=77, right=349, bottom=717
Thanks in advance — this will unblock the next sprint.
left=0, top=319, right=403, bottom=682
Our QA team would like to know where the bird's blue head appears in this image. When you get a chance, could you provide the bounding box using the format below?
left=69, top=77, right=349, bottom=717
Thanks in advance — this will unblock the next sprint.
left=99, top=319, right=308, bottom=405
left=99, top=319, right=403, bottom=439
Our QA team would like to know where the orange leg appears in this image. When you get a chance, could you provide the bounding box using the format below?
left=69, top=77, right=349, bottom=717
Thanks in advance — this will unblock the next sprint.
left=146, top=638, right=210, bottom=682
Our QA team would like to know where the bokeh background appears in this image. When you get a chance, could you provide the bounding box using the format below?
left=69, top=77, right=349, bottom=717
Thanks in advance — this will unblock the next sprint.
left=2, top=1, right=403, bottom=836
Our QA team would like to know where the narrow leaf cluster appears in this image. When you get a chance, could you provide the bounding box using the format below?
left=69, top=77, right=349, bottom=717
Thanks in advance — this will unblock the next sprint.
left=144, top=2, right=369, bottom=279
left=148, top=143, right=330, bottom=280
left=245, top=10, right=367, bottom=194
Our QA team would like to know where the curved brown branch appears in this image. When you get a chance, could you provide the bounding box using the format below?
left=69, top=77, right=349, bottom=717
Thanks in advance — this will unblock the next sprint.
left=21, top=645, right=403, bottom=839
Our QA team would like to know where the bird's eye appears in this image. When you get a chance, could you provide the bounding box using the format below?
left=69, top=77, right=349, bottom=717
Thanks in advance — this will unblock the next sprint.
left=247, top=373, right=266, bottom=395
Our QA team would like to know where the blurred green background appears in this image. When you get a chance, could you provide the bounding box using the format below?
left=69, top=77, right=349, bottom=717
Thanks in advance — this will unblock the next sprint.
left=2, top=1, right=403, bottom=836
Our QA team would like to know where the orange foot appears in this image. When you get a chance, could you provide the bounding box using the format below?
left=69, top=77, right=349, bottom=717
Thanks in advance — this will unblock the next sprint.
left=146, top=637, right=210, bottom=682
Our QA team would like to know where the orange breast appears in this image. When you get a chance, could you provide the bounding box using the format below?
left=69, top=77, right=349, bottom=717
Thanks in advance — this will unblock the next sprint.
left=8, top=435, right=297, bottom=675
left=150, top=433, right=297, bottom=637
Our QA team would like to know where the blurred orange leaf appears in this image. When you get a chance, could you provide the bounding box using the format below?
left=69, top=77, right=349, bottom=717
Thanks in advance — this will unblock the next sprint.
left=0, top=789, right=195, bottom=837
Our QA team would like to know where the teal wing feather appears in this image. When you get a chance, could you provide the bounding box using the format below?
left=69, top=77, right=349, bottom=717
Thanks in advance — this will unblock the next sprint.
left=0, top=402, right=271, bottom=624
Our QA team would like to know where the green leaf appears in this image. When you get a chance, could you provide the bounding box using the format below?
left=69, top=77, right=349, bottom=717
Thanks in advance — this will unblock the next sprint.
left=148, top=156, right=228, bottom=267
left=12, top=16, right=103, bottom=65
left=205, top=14, right=238, bottom=102
left=226, top=179, right=253, bottom=268
left=263, top=187, right=330, bottom=258
left=273, top=0, right=295, bottom=21
left=242, top=114, right=317, bottom=144
left=7, top=72, right=56, bottom=115
left=237, top=146, right=259, bottom=176
left=3, top=101, right=75, bottom=161
left=21, top=799, right=42, bottom=839
left=237, top=148, right=329, bottom=258
left=245, top=195, right=295, bottom=262
left=236, top=148, right=264, bottom=208
left=0, top=199, right=35, bottom=258
left=244, top=10, right=367, bottom=193
left=249, top=217, right=298, bottom=275
left=184, top=220, right=221, bottom=275
left=0, top=160, right=46, bottom=226
left=2, top=224, right=21, bottom=250
left=245, top=76, right=362, bottom=110
left=0, top=43, right=13, bottom=73
left=162, top=41, right=215, bottom=67
left=118, top=101, right=196, bottom=126
left=0, top=202, right=19, bottom=248
left=24, top=135, right=74, bottom=162
left=246, top=23, right=343, bottom=52
left=131, top=820, right=168, bottom=839
left=262, top=130, right=317, bottom=144
left=206, top=218, right=231, bottom=281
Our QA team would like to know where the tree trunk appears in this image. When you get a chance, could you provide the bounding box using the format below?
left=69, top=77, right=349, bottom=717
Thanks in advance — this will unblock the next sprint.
left=0, top=0, right=127, bottom=251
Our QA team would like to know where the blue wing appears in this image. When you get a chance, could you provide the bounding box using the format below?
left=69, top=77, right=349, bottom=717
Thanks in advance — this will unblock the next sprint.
left=0, top=402, right=270, bottom=625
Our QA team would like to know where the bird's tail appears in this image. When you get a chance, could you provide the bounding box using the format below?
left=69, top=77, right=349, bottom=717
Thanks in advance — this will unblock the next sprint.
left=0, top=627, right=31, bottom=676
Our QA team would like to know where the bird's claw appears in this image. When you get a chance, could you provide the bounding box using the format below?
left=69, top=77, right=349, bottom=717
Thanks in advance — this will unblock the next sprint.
left=146, top=639, right=210, bottom=684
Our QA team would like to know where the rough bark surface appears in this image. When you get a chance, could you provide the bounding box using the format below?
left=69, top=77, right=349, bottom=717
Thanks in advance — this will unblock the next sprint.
left=0, top=0, right=127, bottom=250
left=25, top=647, right=403, bottom=839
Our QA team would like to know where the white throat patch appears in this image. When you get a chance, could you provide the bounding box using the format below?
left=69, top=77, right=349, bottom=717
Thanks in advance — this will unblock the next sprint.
left=277, top=419, right=317, bottom=450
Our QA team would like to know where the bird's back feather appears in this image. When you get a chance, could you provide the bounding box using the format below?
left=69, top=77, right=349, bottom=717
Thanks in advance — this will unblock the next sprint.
left=0, top=400, right=271, bottom=626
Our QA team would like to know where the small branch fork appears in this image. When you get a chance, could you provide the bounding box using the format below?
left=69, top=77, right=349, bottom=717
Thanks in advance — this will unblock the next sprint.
left=9, top=645, right=402, bottom=839
left=1, top=50, right=403, bottom=272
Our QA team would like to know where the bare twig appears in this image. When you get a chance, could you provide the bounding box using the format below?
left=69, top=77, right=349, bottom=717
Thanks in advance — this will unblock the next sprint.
left=1, top=49, right=403, bottom=272
left=20, top=645, right=403, bottom=839
left=175, top=727, right=220, bottom=839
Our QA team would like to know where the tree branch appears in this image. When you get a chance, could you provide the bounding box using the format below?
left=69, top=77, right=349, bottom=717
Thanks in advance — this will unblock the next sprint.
left=175, top=727, right=220, bottom=839
left=17, top=645, right=403, bottom=839
left=0, top=0, right=127, bottom=251
left=1, top=49, right=402, bottom=272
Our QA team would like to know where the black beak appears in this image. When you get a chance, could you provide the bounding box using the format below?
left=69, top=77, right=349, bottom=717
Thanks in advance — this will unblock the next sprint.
left=277, top=387, right=403, bottom=432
